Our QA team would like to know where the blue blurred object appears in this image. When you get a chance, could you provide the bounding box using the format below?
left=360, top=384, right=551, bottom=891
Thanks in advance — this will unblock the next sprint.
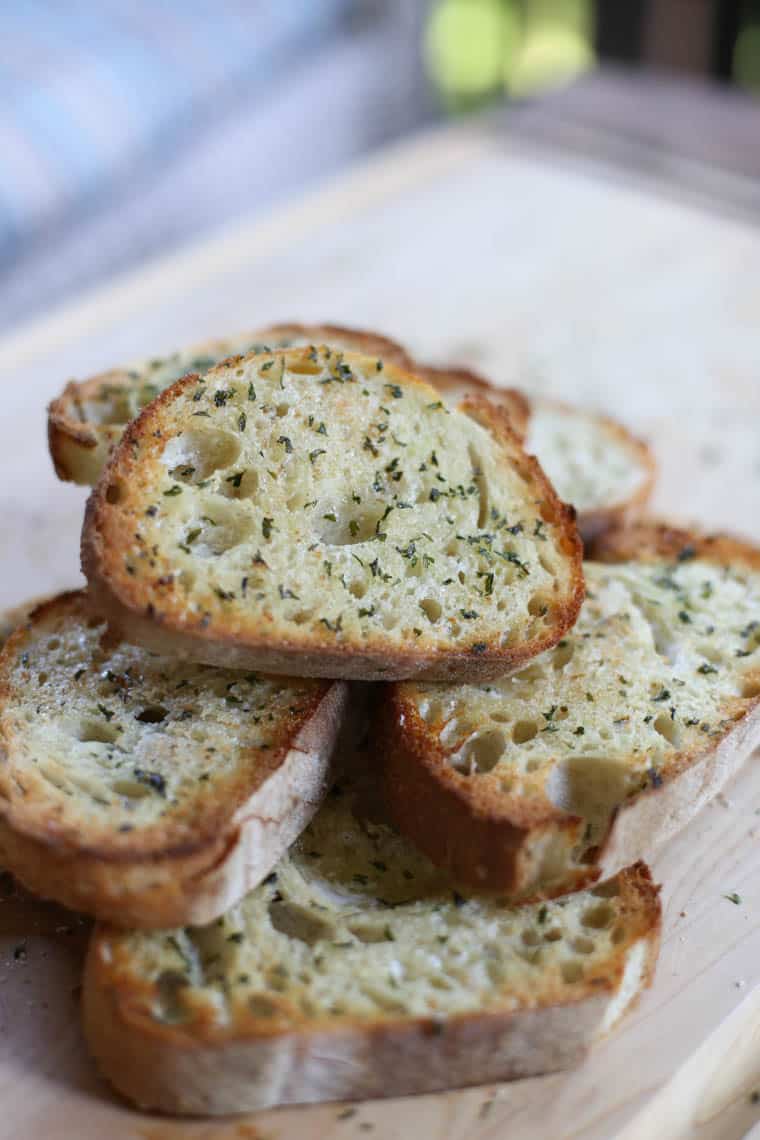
left=0, top=0, right=351, bottom=261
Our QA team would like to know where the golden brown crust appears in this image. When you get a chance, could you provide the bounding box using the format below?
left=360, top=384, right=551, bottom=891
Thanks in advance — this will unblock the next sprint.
left=588, top=518, right=760, bottom=572
left=48, top=325, right=411, bottom=485
left=82, top=864, right=660, bottom=1114
left=416, top=363, right=532, bottom=440
left=381, top=523, right=760, bottom=894
left=380, top=688, right=588, bottom=895
left=81, top=353, right=584, bottom=683
left=0, top=591, right=348, bottom=927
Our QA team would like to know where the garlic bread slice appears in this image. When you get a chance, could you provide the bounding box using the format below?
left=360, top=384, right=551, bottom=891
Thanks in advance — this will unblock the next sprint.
left=0, top=591, right=347, bottom=927
left=382, top=524, right=760, bottom=894
left=82, top=347, right=583, bottom=682
left=83, top=779, right=660, bottom=1115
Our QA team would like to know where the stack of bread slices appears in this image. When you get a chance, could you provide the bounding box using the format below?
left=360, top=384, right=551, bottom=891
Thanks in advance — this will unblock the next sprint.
left=1, top=324, right=758, bottom=1116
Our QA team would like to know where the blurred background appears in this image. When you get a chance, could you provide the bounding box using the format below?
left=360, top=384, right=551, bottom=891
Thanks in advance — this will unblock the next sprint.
left=3, top=0, right=760, bottom=335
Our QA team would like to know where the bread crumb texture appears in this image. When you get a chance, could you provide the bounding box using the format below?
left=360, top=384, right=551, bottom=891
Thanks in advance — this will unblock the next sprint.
left=402, top=553, right=760, bottom=851
left=96, top=785, right=655, bottom=1032
left=526, top=403, right=648, bottom=515
left=0, top=593, right=325, bottom=851
left=92, top=348, right=577, bottom=666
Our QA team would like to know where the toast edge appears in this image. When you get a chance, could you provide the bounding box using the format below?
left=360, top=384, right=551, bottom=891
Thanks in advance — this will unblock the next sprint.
left=80, top=363, right=585, bottom=683
left=48, top=324, right=411, bottom=485
left=380, top=522, right=760, bottom=894
left=82, top=864, right=660, bottom=1115
left=0, top=594, right=349, bottom=927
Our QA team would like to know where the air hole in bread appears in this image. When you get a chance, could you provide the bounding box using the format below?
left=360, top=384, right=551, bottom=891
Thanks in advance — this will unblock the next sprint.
left=348, top=923, right=390, bottom=944
left=552, top=641, right=574, bottom=669
left=186, top=503, right=254, bottom=557
left=489, top=711, right=510, bottom=724
left=37, top=672, right=48, bottom=685
left=528, top=594, right=550, bottom=617
left=105, top=481, right=123, bottom=504
left=292, top=609, right=315, bottom=626
left=288, top=491, right=316, bottom=513
left=47, top=638, right=61, bottom=651
left=543, top=927, right=563, bottom=942
left=76, top=719, right=118, bottom=745
left=162, top=428, right=241, bottom=482
left=275, top=403, right=292, bottom=417
left=572, top=936, right=595, bottom=955
left=468, top=445, right=489, bottom=528
left=512, top=720, right=538, bottom=744
left=112, top=778, right=153, bottom=799
left=581, top=902, right=614, bottom=929
left=450, top=729, right=505, bottom=774
left=135, top=706, right=168, bottom=725
left=155, top=970, right=190, bottom=1022
left=697, top=643, right=723, bottom=666
left=440, top=717, right=472, bottom=747
left=515, top=945, right=542, bottom=967
left=248, top=994, right=279, bottom=1018
left=611, top=924, right=626, bottom=944
left=419, top=598, right=442, bottom=623
left=742, top=679, right=760, bottom=699
left=521, top=928, right=540, bottom=947
left=561, top=960, right=583, bottom=984
left=266, top=968, right=288, bottom=993
left=591, top=879, right=620, bottom=899
left=287, top=358, right=322, bottom=376
left=220, top=469, right=259, bottom=500
left=653, top=713, right=679, bottom=747
left=546, top=756, right=633, bottom=846
left=349, top=580, right=367, bottom=600
left=268, top=900, right=330, bottom=945
left=539, top=553, right=556, bottom=575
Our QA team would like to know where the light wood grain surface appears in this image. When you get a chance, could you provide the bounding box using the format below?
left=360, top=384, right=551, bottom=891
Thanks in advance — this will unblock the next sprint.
left=1, top=108, right=759, bottom=1139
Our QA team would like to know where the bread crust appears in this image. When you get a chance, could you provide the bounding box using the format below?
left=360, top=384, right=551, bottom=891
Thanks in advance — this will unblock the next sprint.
left=587, top=518, right=760, bottom=571
left=417, top=363, right=532, bottom=440
left=82, top=863, right=660, bottom=1114
left=381, top=524, right=760, bottom=894
left=81, top=352, right=584, bottom=682
left=0, top=591, right=348, bottom=927
left=48, top=325, right=411, bottom=485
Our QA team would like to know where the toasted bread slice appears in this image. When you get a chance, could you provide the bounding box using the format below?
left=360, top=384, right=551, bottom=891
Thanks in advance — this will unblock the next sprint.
left=49, top=324, right=410, bottom=485
left=381, top=523, right=760, bottom=895
left=83, top=777, right=660, bottom=1115
left=50, top=320, right=655, bottom=539
left=421, top=365, right=655, bottom=540
left=82, top=347, right=583, bottom=682
left=0, top=591, right=347, bottom=927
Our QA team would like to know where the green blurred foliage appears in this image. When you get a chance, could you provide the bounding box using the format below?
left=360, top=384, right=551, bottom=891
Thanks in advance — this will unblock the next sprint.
left=425, top=0, right=595, bottom=112
left=734, top=24, right=760, bottom=92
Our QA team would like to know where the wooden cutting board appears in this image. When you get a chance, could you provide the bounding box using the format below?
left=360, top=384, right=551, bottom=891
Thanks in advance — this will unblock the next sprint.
left=1, top=107, right=759, bottom=1140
